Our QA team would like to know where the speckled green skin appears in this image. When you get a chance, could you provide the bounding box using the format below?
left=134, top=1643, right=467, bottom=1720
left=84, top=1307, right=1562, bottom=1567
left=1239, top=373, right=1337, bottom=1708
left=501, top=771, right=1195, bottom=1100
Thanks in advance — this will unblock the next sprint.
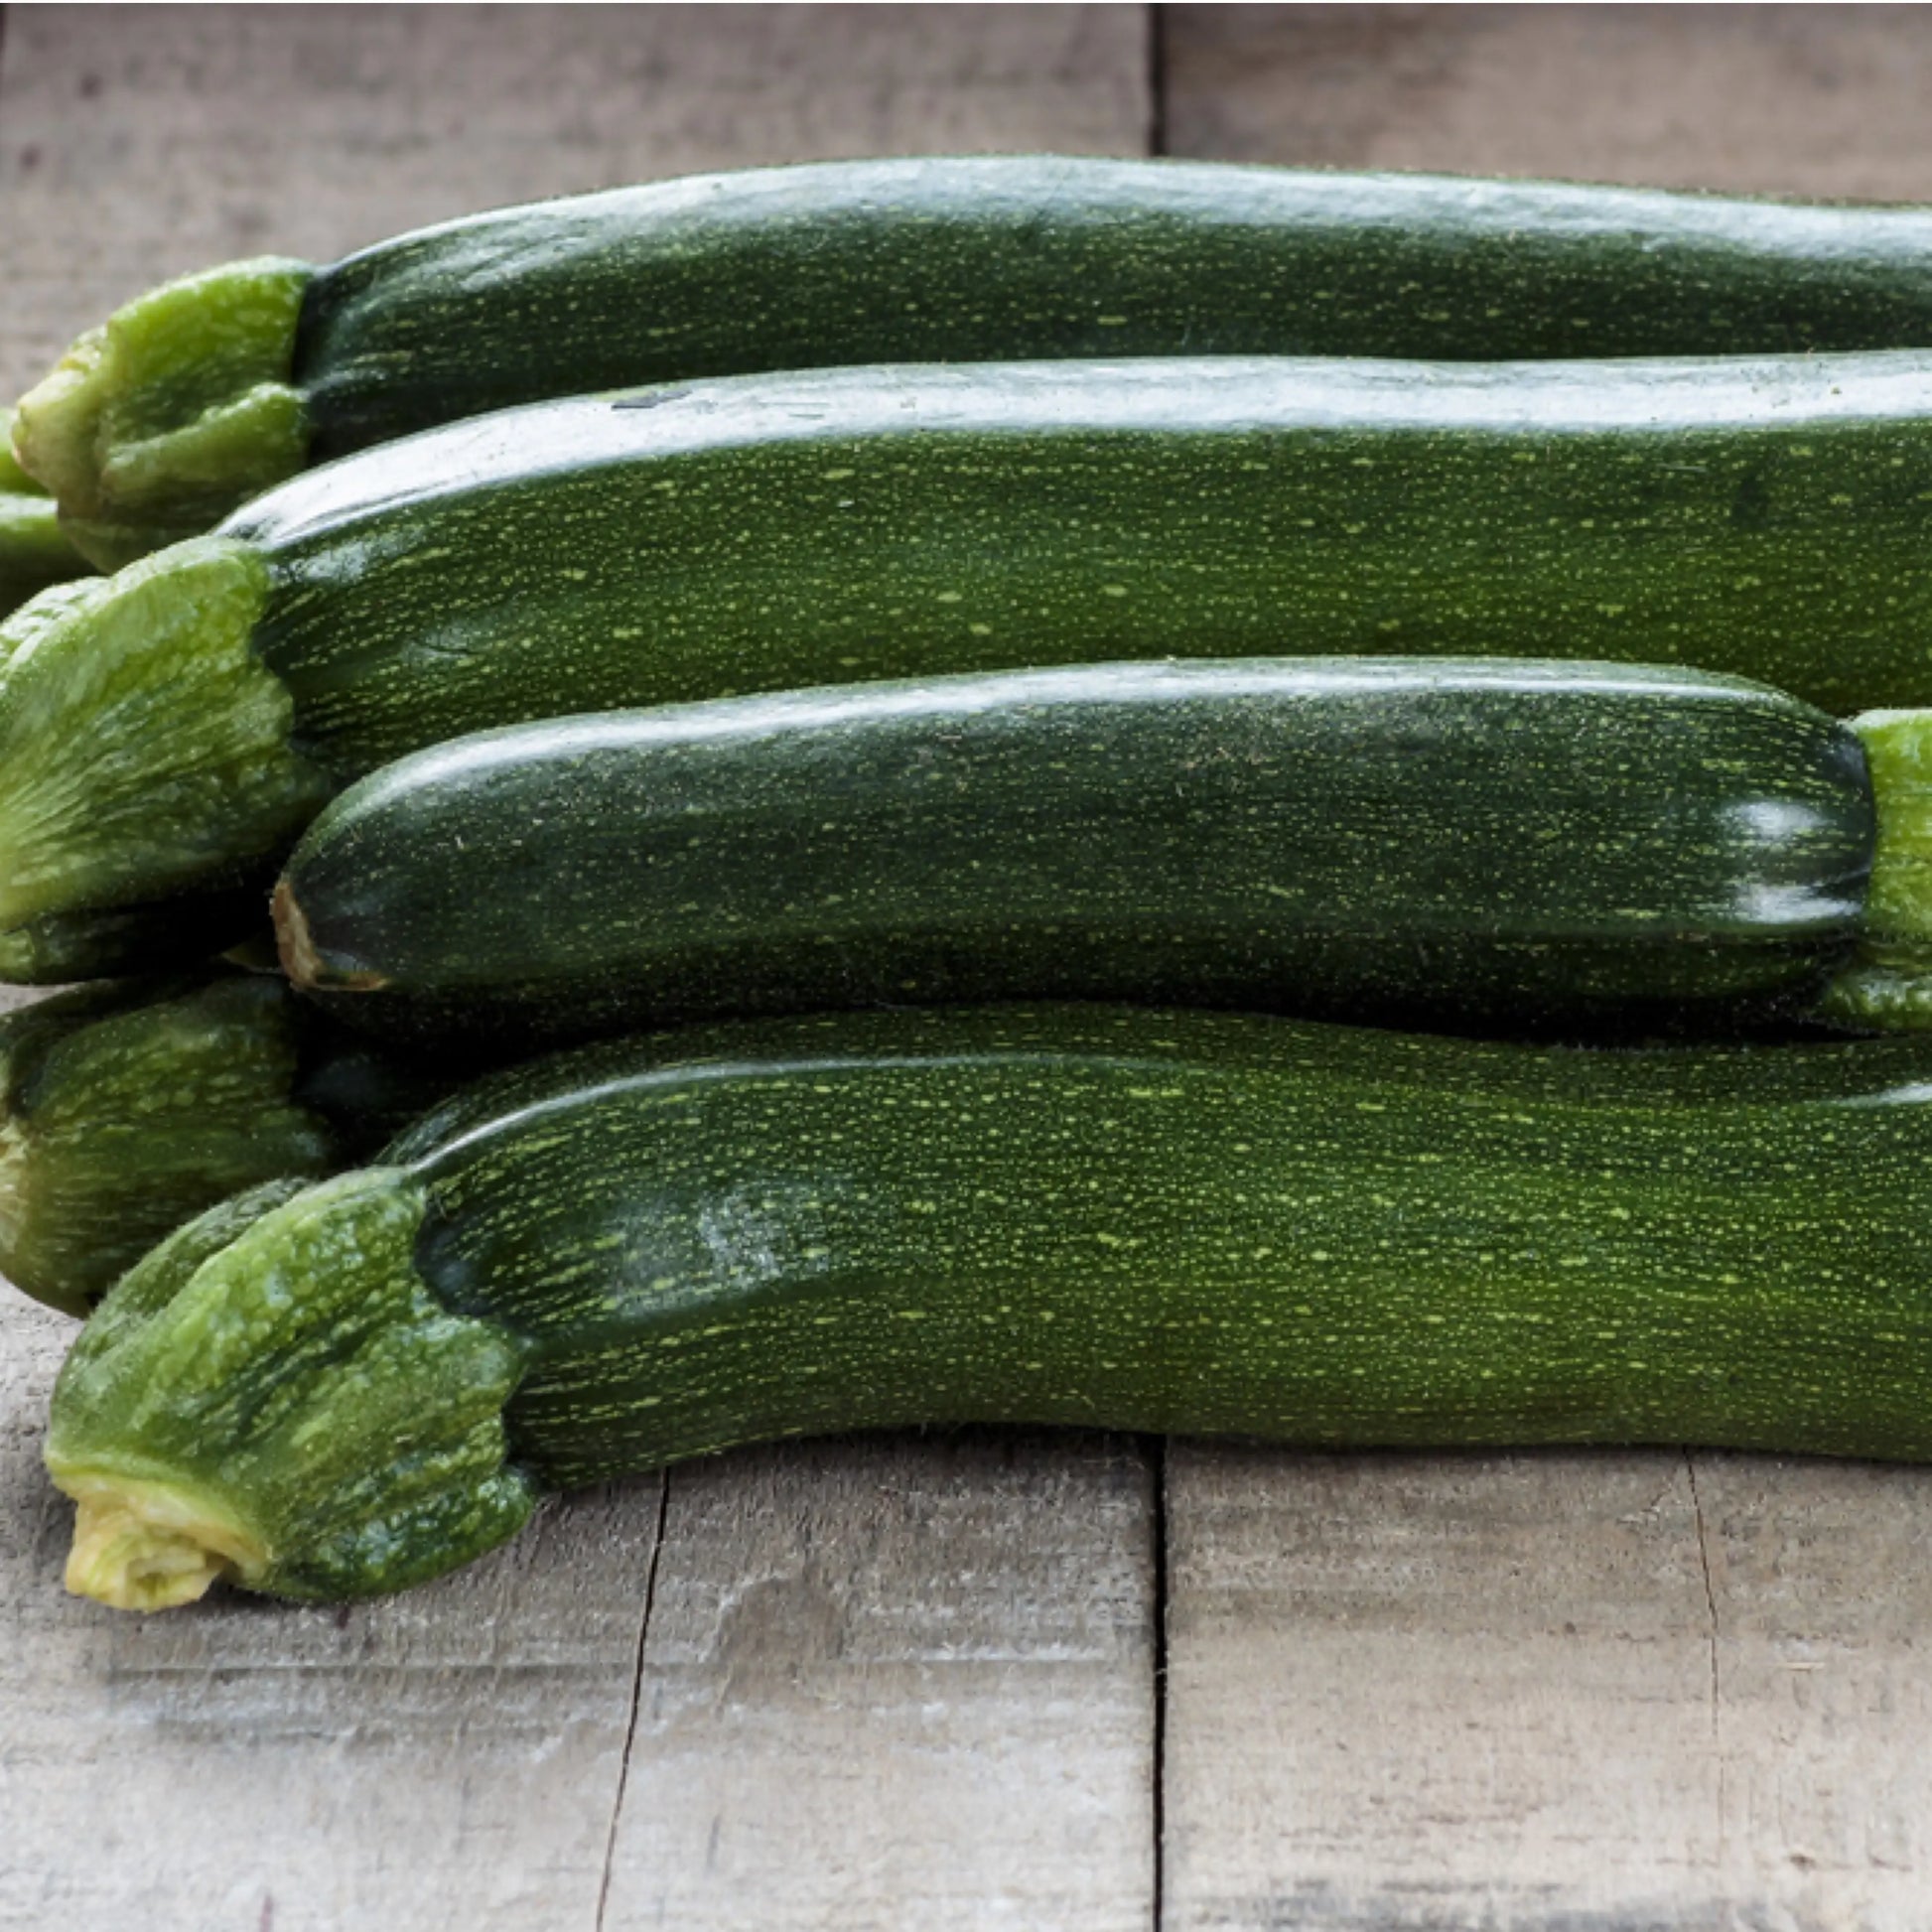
left=282, top=658, right=1873, bottom=1052
left=39, top=160, right=1932, bottom=563
left=231, top=352, right=1932, bottom=764
left=299, top=159, right=1932, bottom=461
left=49, top=1006, right=1932, bottom=1600
left=29, top=350, right=1932, bottom=943
left=0, top=971, right=451, bottom=1316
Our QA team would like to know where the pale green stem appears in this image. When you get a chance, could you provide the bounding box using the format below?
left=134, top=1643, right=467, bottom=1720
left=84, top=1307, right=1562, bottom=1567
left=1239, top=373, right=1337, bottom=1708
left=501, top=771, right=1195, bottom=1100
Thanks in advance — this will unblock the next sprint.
left=12, top=259, right=313, bottom=568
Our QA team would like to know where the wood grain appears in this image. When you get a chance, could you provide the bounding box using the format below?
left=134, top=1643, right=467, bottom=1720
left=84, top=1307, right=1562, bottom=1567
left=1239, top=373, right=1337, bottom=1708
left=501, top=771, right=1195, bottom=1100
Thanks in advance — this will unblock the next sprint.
left=0, top=3, right=1149, bottom=397
left=605, top=1435, right=1156, bottom=1932
left=1162, top=1447, right=1932, bottom=1930
left=1163, top=5, right=1932, bottom=198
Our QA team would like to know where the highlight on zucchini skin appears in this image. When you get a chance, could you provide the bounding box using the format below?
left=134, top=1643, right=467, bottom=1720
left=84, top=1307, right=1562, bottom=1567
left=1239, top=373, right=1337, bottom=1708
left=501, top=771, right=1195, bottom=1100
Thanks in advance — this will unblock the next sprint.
left=15, top=348, right=1932, bottom=960
left=0, top=970, right=448, bottom=1318
left=26, top=157, right=1932, bottom=560
left=47, top=1004, right=1932, bottom=1609
left=273, top=656, right=1877, bottom=1053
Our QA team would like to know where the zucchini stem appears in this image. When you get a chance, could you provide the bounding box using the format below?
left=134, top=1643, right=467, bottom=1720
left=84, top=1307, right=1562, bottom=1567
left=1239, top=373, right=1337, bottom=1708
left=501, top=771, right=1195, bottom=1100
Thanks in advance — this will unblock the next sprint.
left=0, top=412, right=92, bottom=617
left=48, top=1170, right=537, bottom=1606
left=11, top=259, right=313, bottom=569
left=0, top=491, right=89, bottom=617
left=0, top=537, right=329, bottom=946
left=1823, top=709, right=1932, bottom=1028
left=0, top=974, right=351, bottom=1317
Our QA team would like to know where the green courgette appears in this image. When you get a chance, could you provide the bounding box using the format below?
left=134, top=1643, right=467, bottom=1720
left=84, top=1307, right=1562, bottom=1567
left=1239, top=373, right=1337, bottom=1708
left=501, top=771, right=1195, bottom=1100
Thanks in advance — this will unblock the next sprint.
left=26, top=158, right=1932, bottom=563
left=273, top=657, right=1876, bottom=1049
left=47, top=1003, right=1932, bottom=1610
left=15, top=351, right=1932, bottom=961
left=0, top=409, right=89, bottom=616
left=0, top=971, right=446, bottom=1316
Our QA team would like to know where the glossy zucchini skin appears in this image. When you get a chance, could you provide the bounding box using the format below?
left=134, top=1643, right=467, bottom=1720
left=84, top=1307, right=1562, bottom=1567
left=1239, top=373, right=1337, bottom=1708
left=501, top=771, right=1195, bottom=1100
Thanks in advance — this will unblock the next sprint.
left=240, top=352, right=1932, bottom=747
left=297, top=159, right=1932, bottom=459
left=277, top=658, right=1874, bottom=1051
left=19, top=350, right=1932, bottom=954
left=32, top=158, right=1932, bottom=565
left=48, top=1006, right=1932, bottom=1606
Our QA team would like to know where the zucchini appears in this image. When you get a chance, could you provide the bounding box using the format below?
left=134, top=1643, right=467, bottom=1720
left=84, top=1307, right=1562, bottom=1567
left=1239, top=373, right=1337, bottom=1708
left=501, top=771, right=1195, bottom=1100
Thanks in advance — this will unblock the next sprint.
left=0, top=884, right=274, bottom=987
left=0, top=971, right=446, bottom=1317
left=14, top=350, right=1932, bottom=959
left=0, top=409, right=89, bottom=615
left=25, top=158, right=1932, bottom=563
left=274, top=657, right=1875, bottom=1049
left=46, top=1003, right=1932, bottom=1609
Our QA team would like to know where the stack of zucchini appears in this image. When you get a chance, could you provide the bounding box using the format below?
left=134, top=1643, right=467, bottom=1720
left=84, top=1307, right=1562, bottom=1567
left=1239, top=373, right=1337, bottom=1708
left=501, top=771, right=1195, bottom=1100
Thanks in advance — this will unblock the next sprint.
left=14, top=157, right=1932, bottom=1611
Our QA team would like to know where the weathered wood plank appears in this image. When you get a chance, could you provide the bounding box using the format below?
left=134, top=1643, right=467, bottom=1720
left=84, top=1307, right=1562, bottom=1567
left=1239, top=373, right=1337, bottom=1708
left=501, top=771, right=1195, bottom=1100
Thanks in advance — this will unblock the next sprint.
left=0, top=2, right=1150, bottom=398
left=1163, top=4, right=1932, bottom=198
left=1164, top=1448, right=1708, bottom=1929
left=1688, top=1454, right=1932, bottom=1908
left=605, top=1435, right=1157, bottom=1932
left=0, top=7, right=1158, bottom=1929
left=1164, top=1447, right=1932, bottom=1930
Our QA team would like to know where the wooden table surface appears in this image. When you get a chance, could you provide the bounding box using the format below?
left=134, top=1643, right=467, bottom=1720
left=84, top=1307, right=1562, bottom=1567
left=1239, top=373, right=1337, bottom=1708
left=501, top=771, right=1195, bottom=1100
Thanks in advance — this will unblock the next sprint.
left=6, top=9, right=1932, bottom=1927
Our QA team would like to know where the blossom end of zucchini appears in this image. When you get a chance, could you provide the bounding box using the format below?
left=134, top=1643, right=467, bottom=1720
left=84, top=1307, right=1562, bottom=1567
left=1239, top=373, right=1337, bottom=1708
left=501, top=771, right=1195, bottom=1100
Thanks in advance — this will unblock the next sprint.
left=1827, top=709, right=1932, bottom=1029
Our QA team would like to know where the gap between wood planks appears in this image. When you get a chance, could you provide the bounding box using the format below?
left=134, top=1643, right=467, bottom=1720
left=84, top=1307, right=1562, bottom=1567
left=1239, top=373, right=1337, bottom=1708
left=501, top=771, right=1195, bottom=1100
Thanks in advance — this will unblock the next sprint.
left=596, top=1472, right=674, bottom=1932
left=1147, top=5, right=1169, bottom=157
left=1148, top=1434, right=1171, bottom=1932
left=1143, top=45, right=1172, bottom=1932
left=1683, top=1449, right=1727, bottom=1875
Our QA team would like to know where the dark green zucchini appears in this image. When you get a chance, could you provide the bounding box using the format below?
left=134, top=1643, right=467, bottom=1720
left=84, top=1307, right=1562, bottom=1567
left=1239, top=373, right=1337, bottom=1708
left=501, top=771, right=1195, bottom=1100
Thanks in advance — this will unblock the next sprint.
left=27, top=158, right=1932, bottom=563
left=0, top=971, right=448, bottom=1317
left=47, top=1003, right=1932, bottom=1609
left=14, top=350, right=1932, bottom=960
left=274, top=657, right=1875, bottom=1050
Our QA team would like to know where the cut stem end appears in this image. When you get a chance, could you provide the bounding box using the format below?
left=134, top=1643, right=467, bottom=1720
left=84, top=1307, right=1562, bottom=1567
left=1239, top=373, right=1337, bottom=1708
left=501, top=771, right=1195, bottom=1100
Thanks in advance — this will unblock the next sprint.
left=58, top=1471, right=264, bottom=1611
